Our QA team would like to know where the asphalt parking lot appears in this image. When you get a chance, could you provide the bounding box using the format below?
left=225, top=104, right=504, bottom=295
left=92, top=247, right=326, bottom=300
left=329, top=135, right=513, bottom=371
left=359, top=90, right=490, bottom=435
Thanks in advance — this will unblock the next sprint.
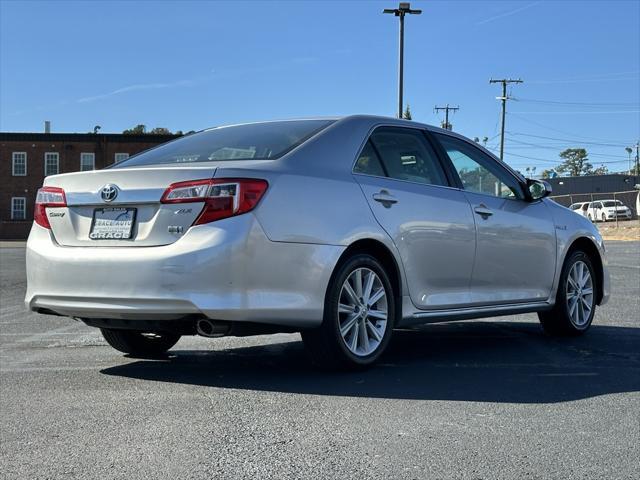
left=1, top=242, right=638, bottom=479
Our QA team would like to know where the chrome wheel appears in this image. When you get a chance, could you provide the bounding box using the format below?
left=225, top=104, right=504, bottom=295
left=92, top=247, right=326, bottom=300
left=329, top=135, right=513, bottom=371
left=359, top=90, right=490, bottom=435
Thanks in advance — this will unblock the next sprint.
left=338, top=267, right=388, bottom=357
left=566, top=260, right=594, bottom=327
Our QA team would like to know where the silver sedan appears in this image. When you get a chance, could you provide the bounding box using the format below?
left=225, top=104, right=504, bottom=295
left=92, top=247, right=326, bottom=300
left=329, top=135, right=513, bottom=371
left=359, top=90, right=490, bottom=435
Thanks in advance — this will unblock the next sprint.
left=25, top=115, right=610, bottom=368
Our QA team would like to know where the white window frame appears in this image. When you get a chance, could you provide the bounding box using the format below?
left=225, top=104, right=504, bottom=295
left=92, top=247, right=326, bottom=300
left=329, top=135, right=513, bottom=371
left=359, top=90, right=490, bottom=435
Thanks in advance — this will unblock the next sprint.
left=80, top=152, right=95, bottom=171
left=44, top=152, right=60, bottom=176
left=11, top=197, right=26, bottom=220
left=12, top=152, right=27, bottom=176
left=114, top=152, right=129, bottom=163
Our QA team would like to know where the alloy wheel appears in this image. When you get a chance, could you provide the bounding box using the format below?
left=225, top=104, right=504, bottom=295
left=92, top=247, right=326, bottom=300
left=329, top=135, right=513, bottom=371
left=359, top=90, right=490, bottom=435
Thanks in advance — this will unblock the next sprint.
left=337, top=268, right=388, bottom=357
left=566, top=260, right=594, bottom=327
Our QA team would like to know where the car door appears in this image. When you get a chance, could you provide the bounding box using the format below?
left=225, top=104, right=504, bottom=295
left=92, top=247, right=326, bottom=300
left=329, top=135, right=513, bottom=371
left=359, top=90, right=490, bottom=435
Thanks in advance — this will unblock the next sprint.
left=433, top=132, right=557, bottom=306
left=353, top=126, right=476, bottom=309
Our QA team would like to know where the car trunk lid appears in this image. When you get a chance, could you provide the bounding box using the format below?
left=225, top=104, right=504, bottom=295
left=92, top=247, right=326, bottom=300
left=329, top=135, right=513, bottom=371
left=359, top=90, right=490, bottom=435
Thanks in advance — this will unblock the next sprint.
left=43, top=165, right=217, bottom=247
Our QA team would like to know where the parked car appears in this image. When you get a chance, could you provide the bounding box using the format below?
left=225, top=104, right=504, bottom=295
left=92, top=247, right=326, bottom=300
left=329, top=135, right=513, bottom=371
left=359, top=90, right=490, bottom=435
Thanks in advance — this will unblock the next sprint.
left=569, top=202, right=589, bottom=217
left=25, top=116, right=610, bottom=368
left=586, top=200, right=633, bottom=222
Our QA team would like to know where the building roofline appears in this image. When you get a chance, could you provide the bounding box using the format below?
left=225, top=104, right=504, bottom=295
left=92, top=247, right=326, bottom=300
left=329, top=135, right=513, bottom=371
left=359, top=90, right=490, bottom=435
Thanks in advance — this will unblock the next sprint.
left=0, top=132, right=180, bottom=143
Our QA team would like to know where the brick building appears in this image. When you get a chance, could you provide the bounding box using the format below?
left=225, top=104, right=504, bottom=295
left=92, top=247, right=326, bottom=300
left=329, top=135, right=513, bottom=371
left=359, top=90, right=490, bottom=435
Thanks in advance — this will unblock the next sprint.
left=0, top=132, right=178, bottom=239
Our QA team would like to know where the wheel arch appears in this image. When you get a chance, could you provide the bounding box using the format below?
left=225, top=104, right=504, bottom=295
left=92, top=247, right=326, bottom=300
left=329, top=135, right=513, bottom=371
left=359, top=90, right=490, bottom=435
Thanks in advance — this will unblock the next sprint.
left=327, top=239, right=404, bottom=318
left=565, top=236, right=604, bottom=305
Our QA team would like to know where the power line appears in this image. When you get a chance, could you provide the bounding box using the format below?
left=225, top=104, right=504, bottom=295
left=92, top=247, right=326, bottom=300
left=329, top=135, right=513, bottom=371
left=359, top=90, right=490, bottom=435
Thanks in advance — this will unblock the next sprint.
left=507, top=112, right=635, bottom=144
left=506, top=131, right=631, bottom=147
left=503, top=151, right=628, bottom=165
left=505, top=137, right=629, bottom=158
left=527, top=72, right=640, bottom=84
left=507, top=110, right=640, bottom=115
left=513, top=97, right=639, bottom=107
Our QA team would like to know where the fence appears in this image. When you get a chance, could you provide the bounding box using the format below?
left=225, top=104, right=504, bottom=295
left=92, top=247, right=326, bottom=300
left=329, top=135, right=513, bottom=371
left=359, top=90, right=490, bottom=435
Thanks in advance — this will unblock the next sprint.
left=549, top=189, right=640, bottom=228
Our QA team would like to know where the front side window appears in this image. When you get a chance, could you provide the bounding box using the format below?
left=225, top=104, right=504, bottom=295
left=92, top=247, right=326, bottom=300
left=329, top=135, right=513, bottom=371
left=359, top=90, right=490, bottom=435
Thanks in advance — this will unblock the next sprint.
left=11, top=197, right=26, bottom=220
left=436, top=134, right=522, bottom=199
left=44, top=152, right=59, bottom=176
left=80, top=153, right=95, bottom=171
left=114, top=120, right=334, bottom=168
left=357, top=127, right=447, bottom=187
left=12, top=152, right=27, bottom=176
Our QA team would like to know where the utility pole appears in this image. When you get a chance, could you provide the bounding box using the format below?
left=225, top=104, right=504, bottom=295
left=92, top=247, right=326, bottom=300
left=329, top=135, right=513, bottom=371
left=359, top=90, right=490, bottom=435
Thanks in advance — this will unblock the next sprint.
left=634, top=141, right=639, bottom=176
left=384, top=3, right=422, bottom=118
left=434, top=104, right=459, bottom=130
left=489, top=78, right=523, bottom=161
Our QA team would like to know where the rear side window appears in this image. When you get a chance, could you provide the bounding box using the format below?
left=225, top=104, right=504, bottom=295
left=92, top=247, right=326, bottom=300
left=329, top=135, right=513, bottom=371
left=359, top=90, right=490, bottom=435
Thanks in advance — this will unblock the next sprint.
left=354, top=140, right=386, bottom=176
left=356, top=127, right=448, bottom=187
left=114, top=120, right=334, bottom=168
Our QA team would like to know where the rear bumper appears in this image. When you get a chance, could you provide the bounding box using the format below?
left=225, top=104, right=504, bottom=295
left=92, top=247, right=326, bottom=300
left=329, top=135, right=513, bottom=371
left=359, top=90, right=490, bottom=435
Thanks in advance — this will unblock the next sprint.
left=25, top=215, right=344, bottom=328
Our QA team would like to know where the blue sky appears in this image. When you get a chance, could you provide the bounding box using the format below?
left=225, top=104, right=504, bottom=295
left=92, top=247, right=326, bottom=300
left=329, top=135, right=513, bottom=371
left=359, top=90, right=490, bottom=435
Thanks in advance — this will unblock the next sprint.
left=1, top=0, right=638, bottom=174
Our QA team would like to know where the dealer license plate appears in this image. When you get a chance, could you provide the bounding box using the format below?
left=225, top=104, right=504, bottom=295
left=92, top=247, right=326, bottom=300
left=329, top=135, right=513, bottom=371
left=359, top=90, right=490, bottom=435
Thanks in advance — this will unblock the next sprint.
left=89, top=207, right=136, bottom=240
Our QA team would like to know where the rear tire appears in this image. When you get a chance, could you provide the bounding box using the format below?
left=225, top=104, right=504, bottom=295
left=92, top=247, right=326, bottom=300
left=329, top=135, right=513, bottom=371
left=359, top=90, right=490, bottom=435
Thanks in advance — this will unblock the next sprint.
left=538, top=251, right=597, bottom=336
left=301, top=254, right=396, bottom=369
left=601, top=213, right=607, bottom=222
left=101, top=328, right=180, bottom=357
left=587, top=214, right=593, bottom=222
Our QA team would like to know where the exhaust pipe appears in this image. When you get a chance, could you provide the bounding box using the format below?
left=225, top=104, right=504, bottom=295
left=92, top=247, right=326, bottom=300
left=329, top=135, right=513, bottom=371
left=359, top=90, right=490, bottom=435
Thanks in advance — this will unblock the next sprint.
left=196, top=319, right=230, bottom=338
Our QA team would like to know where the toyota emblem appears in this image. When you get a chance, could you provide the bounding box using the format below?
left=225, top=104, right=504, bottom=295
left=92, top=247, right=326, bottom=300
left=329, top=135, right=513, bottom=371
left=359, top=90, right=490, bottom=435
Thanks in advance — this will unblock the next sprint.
left=100, top=184, right=119, bottom=202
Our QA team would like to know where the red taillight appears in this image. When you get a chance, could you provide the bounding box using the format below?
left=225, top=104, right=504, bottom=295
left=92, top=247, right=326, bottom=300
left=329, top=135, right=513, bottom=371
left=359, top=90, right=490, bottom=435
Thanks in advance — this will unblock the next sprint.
left=34, top=187, right=66, bottom=229
left=160, top=178, right=268, bottom=225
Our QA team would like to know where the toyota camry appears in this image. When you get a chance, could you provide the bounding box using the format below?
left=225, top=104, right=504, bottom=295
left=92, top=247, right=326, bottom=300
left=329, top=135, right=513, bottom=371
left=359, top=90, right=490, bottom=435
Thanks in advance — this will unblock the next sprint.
left=25, top=115, right=610, bottom=368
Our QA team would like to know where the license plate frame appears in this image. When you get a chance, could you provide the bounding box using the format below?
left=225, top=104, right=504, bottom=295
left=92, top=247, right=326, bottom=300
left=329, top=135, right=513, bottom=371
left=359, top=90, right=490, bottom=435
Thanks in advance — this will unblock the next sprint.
left=89, top=207, right=137, bottom=240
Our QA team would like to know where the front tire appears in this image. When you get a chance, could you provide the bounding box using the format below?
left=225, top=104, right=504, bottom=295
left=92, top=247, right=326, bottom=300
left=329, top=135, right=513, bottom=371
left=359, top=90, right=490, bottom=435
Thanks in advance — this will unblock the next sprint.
left=101, top=328, right=180, bottom=357
left=302, top=254, right=396, bottom=369
left=601, top=213, right=607, bottom=222
left=538, top=251, right=597, bottom=336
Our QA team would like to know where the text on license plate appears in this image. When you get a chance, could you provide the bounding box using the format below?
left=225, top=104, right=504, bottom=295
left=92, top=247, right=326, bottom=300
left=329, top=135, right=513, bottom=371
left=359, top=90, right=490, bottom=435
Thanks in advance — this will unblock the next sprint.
left=89, top=207, right=136, bottom=240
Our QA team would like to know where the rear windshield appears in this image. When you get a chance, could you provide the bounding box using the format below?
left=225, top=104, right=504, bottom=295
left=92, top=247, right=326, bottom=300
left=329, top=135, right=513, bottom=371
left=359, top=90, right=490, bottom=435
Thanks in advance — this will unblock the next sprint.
left=113, top=120, right=334, bottom=168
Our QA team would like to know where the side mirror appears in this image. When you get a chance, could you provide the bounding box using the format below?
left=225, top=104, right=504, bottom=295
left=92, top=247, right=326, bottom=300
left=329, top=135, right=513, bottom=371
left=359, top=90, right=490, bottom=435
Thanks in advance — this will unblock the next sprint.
left=526, top=178, right=552, bottom=201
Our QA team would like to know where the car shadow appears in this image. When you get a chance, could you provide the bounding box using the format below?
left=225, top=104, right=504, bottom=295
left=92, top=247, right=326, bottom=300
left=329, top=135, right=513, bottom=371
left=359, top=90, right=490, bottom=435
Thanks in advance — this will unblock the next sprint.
left=101, top=321, right=640, bottom=403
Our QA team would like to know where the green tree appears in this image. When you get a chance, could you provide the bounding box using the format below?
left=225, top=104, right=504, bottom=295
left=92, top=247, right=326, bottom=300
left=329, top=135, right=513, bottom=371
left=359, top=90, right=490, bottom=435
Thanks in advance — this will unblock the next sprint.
left=123, top=124, right=147, bottom=135
left=556, top=148, right=593, bottom=176
left=593, top=164, right=609, bottom=175
left=402, top=104, right=412, bottom=120
left=541, top=169, right=556, bottom=179
left=149, top=127, right=172, bottom=135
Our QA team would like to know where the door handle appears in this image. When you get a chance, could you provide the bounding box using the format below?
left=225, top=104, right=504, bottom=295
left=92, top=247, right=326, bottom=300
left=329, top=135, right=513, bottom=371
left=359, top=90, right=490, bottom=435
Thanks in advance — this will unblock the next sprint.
left=372, top=190, right=398, bottom=207
left=474, top=204, right=493, bottom=218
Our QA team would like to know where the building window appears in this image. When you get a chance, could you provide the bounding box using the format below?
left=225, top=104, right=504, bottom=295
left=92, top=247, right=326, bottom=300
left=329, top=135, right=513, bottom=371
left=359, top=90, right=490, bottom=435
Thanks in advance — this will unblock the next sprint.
left=12, top=152, right=27, bottom=176
left=80, top=152, right=95, bottom=171
left=114, top=152, right=129, bottom=163
left=44, top=152, right=59, bottom=176
left=11, top=197, right=26, bottom=220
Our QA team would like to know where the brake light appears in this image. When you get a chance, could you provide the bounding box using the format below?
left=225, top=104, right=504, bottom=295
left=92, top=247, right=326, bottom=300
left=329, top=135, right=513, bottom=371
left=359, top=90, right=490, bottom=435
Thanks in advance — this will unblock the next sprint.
left=34, top=187, right=66, bottom=229
left=161, top=178, right=268, bottom=225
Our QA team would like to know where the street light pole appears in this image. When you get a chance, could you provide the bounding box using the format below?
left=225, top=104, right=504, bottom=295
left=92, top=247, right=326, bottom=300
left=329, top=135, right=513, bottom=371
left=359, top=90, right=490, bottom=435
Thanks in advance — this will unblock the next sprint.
left=384, top=3, right=422, bottom=118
